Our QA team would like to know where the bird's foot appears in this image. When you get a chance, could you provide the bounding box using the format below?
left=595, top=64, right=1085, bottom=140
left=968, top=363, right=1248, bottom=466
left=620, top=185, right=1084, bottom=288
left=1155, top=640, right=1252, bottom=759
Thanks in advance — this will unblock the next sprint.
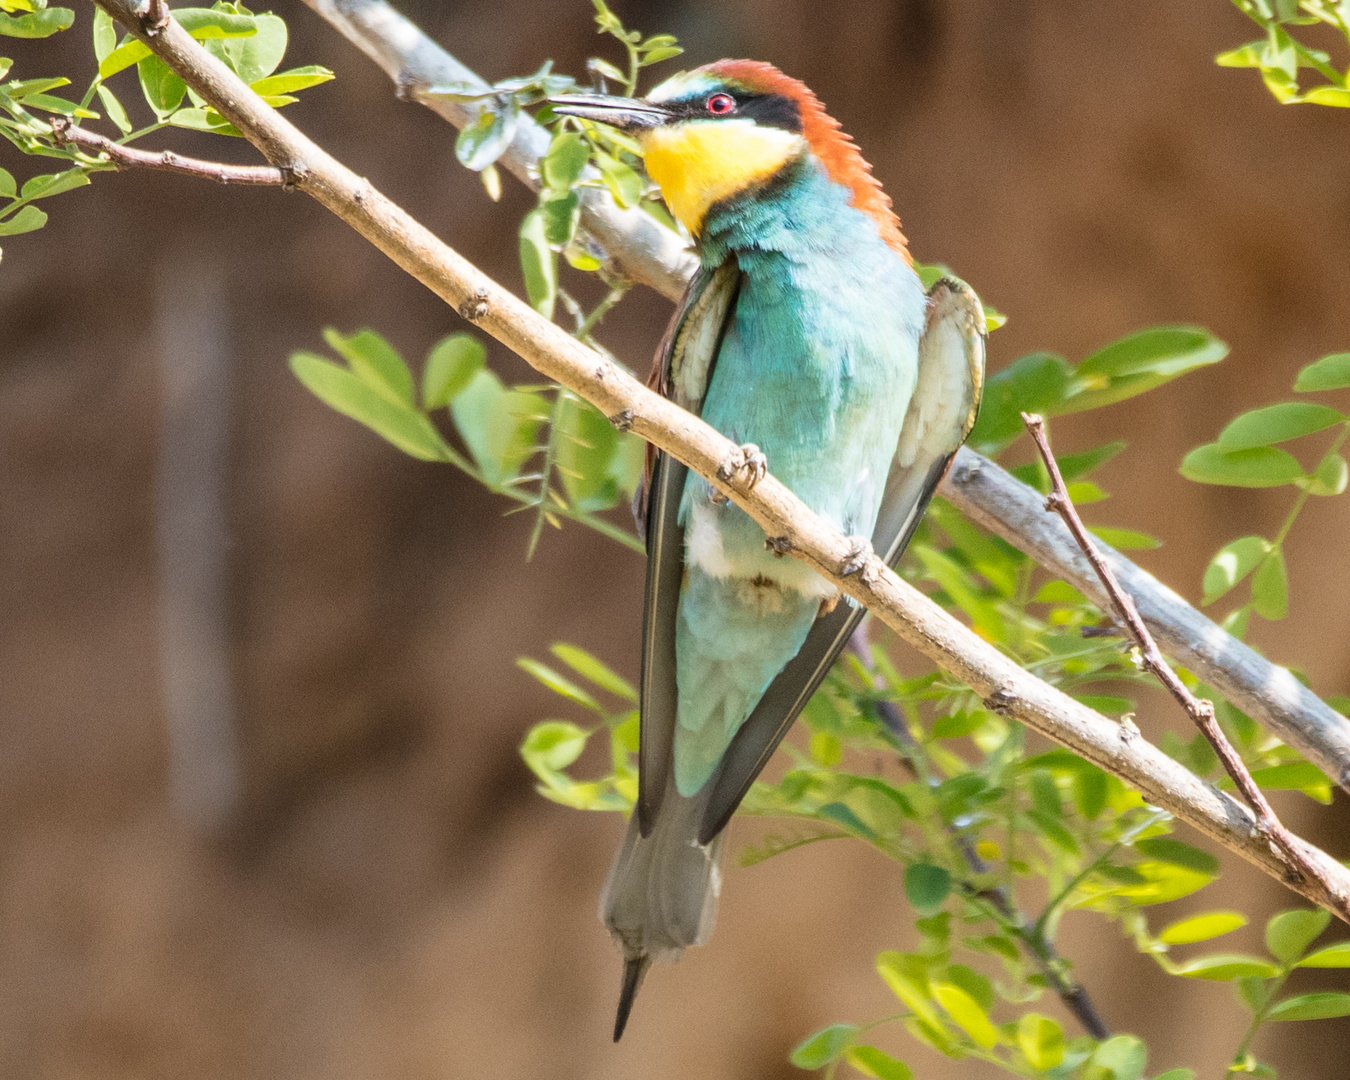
left=840, top=536, right=875, bottom=579
left=717, top=442, right=768, bottom=490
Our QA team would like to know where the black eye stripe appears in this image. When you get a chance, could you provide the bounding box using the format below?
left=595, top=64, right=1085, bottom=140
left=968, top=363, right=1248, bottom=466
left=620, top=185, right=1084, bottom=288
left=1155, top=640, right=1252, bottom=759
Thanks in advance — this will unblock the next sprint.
left=661, top=91, right=803, bottom=133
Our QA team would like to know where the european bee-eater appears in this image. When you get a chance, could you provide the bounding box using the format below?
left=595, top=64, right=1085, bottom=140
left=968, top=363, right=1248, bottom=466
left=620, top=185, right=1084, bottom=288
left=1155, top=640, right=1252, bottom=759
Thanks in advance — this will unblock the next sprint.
left=552, top=60, right=985, bottom=1040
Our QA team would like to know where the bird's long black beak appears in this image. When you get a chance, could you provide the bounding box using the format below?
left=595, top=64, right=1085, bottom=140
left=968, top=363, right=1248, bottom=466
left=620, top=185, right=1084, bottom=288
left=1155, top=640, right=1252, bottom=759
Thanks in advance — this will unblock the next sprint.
left=549, top=93, right=672, bottom=131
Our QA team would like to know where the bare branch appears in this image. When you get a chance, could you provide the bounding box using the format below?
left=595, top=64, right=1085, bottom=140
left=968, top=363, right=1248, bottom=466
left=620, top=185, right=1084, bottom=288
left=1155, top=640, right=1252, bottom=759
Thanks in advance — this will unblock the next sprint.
left=295, top=0, right=1350, bottom=794
left=90, top=0, right=1350, bottom=923
left=50, top=118, right=286, bottom=185
left=1023, top=412, right=1350, bottom=923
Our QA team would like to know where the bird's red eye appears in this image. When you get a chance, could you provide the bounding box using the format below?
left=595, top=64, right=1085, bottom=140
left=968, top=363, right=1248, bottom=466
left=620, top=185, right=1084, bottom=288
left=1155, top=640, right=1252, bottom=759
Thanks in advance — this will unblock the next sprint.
left=706, top=93, right=735, bottom=115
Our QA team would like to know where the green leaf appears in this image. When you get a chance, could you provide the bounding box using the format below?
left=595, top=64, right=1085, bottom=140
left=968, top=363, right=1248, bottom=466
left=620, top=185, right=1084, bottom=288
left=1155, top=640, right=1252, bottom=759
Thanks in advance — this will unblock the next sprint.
left=98, top=39, right=153, bottom=78
left=95, top=82, right=132, bottom=134
left=516, top=658, right=601, bottom=712
left=1180, top=443, right=1305, bottom=488
left=451, top=369, right=548, bottom=485
left=1173, top=954, right=1281, bottom=980
left=17, top=92, right=97, bottom=116
left=0, top=167, right=12, bottom=197
left=1218, top=402, right=1344, bottom=450
left=137, top=53, right=187, bottom=118
left=967, top=351, right=1072, bottom=452
left=520, top=719, right=587, bottom=772
left=904, top=863, right=951, bottom=913
left=641, top=45, right=683, bottom=64
left=1058, top=440, right=1128, bottom=481
left=173, top=7, right=258, bottom=40
left=249, top=64, right=334, bottom=96
left=518, top=208, right=557, bottom=320
left=1203, top=536, right=1270, bottom=605
left=1062, top=327, right=1228, bottom=415
left=1082, top=1035, right=1147, bottom=1080
left=1299, top=451, right=1348, bottom=497
left=843, top=1045, right=912, bottom=1080
left=1295, top=352, right=1350, bottom=391
left=554, top=394, right=626, bottom=510
left=1265, top=992, right=1350, bottom=1021
left=1216, top=42, right=1264, bottom=66
left=1072, top=765, right=1109, bottom=819
left=550, top=643, right=636, bottom=701
left=1158, top=911, right=1247, bottom=945
left=789, top=1023, right=858, bottom=1069
left=1244, top=761, right=1332, bottom=804
left=0, top=203, right=46, bottom=234
left=1134, top=837, right=1220, bottom=875
left=18, top=167, right=87, bottom=200
left=1251, top=548, right=1288, bottom=620
left=931, top=710, right=985, bottom=740
left=1148, top=1070, right=1193, bottom=1080
left=221, top=11, right=286, bottom=84
left=456, top=106, right=518, bottom=171
left=1298, top=942, right=1350, bottom=967
left=932, top=982, right=998, bottom=1048
left=0, top=6, right=71, bottom=36
left=288, top=352, right=450, bottom=462
left=1303, top=85, right=1350, bottom=106
left=876, top=952, right=944, bottom=1031
left=1016, top=1013, right=1064, bottom=1071
left=167, top=107, right=240, bottom=136
left=600, top=158, right=644, bottom=208
left=540, top=190, right=579, bottom=247
left=943, top=963, right=994, bottom=1011
left=542, top=130, right=589, bottom=192
left=1089, top=526, right=1161, bottom=550
left=422, top=333, right=485, bottom=409
left=322, top=328, right=415, bottom=407
left=92, top=5, right=114, bottom=61
left=1265, top=908, right=1330, bottom=963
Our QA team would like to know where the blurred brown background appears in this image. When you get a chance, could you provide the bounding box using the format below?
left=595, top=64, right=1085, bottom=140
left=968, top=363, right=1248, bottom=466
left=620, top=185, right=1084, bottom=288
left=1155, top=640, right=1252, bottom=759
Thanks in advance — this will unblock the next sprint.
left=3, top=1, right=1350, bottom=1076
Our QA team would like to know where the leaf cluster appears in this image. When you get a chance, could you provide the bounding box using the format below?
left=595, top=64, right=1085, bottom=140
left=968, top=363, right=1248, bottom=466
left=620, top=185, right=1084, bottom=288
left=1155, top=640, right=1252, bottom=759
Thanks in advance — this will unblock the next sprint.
left=1219, top=0, right=1350, bottom=107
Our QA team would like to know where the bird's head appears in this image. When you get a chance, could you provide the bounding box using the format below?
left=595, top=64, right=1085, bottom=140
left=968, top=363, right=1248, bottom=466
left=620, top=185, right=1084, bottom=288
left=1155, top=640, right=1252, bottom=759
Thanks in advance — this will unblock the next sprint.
left=551, top=60, right=907, bottom=256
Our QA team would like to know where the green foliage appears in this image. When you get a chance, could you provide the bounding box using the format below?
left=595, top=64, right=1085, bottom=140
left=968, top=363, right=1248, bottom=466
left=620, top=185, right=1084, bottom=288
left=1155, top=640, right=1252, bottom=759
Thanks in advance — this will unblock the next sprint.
left=0, top=1, right=332, bottom=261
left=1219, top=0, right=1350, bottom=107
left=289, top=328, right=644, bottom=555
left=1183, top=349, right=1350, bottom=631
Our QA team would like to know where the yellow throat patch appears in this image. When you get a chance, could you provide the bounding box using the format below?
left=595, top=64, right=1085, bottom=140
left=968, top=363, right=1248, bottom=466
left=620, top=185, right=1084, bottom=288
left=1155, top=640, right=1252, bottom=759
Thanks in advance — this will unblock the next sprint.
left=637, top=120, right=804, bottom=235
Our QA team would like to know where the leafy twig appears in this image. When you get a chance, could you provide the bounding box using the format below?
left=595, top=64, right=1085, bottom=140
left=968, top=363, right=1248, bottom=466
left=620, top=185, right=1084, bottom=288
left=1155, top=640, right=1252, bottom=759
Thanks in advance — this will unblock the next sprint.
left=1021, top=411, right=1350, bottom=926
left=50, top=117, right=285, bottom=184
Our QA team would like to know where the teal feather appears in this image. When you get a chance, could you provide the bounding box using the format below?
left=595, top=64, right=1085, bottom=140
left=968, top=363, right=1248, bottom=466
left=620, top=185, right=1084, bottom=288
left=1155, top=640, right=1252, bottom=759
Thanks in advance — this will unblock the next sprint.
left=672, top=152, right=925, bottom=797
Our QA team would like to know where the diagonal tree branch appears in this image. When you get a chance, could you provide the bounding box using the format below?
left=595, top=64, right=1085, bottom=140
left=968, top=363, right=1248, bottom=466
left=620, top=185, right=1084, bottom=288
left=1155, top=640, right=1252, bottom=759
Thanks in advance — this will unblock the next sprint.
left=296, top=0, right=1350, bottom=795
left=50, top=117, right=287, bottom=184
left=88, top=0, right=1350, bottom=923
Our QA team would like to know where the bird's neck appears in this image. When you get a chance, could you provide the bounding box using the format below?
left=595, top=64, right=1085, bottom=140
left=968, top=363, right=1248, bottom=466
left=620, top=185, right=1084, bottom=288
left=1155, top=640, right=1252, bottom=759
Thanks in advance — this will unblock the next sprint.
left=696, top=153, right=885, bottom=266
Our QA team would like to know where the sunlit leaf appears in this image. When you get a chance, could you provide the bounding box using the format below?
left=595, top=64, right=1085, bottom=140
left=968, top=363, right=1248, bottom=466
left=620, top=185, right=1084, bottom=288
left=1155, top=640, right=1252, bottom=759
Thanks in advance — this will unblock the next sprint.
left=967, top=351, right=1071, bottom=452
left=1158, top=912, right=1247, bottom=945
left=1266, top=992, right=1350, bottom=1021
left=1265, top=908, right=1330, bottom=964
left=1298, top=942, right=1350, bottom=968
left=1173, top=954, right=1281, bottom=980
left=1298, top=451, right=1348, bottom=496
left=0, top=204, right=46, bottom=234
left=1295, top=352, right=1350, bottom=392
left=844, top=1045, right=912, bottom=1080
left=249, top=64, right=334, bottom=96
left=1180, top=443, right=1305, bottom=488
left=456, top=105, right=519, bottom=171
left=422, top=333, right=485, bottom=409
left=138, top=53, right=187, bottom=118
left=542, top=129, right=589, bottom=191
left=322, top=327, right=415, bottom=407
left=518, top=207, right=556, bottom=319
left=520, top=719, right=588, bottom=772
left=1089, top=526, right=1161, bottom=550
left=1203, top=536, right=1270, bottom=605
left=1217, top=402, right=1344, bottom=450
left=550, top=643, right=636, bottom=701
left=1081, top=1035, right=1147, bottom=1080
left=0, top=5, right=71, bottom=37
left=932, top=982, right=998, bottom=1048
left=1016, top=1013, right=1064, bottom=1071
left=1251, top=549, right=1288, bottom=620
left=516, top=657, right=602, bottom=711
left=789, top=1024, right=857, bottom=1068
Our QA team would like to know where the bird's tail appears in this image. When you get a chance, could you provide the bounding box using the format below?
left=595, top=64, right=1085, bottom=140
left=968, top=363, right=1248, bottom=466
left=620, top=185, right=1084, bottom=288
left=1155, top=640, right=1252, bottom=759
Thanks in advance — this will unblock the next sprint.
left=600, top=775, right=723, bottom=1040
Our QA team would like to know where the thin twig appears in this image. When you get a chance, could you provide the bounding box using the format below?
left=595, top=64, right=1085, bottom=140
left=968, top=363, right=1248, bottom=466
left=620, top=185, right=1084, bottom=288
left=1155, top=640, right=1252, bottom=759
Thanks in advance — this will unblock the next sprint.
left=1021, top=412, right=1349, bottom=922
left=142, top=0, right=170, bottom=33
left=89, top=0, right=1350, bottom=924
left=50, top=118, right=286, bottom=185
left=850, top=625, right=1110, bottom=1038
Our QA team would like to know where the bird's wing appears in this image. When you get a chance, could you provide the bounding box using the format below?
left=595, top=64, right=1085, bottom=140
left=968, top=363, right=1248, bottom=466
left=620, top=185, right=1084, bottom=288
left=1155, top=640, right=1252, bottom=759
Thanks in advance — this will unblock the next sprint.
left=697, top=277, right=986, bottom=843
left=637, top=258, right=743, bottom=836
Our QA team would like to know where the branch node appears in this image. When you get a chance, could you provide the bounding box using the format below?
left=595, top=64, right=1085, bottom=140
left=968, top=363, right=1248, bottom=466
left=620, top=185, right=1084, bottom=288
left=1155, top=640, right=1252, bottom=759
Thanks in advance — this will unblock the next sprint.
left=458, top=286, right=490, bottom=322
left=142, top=0, right=170, bottom=34
left=839, top=536, right=875, bottom=580
left=608, top=408, right=634, bottom=432
left=984, top=687, right=1018, bottom=716
left=765, top=535, right=793, bottom=557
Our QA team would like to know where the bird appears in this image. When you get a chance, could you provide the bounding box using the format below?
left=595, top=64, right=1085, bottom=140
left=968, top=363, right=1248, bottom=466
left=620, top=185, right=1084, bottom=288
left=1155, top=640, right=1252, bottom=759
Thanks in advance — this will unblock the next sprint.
left=551, top=60, right=985, bottom=1041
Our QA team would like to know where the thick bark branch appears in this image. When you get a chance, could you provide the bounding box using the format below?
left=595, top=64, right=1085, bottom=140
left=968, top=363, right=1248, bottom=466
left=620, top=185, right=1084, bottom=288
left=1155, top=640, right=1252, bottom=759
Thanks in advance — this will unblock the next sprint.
left=90, top=0, right=1350, bottom=922
left=296, top=0, right=1350, bottom=795
left=50, top=117, right=286, bottom=184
